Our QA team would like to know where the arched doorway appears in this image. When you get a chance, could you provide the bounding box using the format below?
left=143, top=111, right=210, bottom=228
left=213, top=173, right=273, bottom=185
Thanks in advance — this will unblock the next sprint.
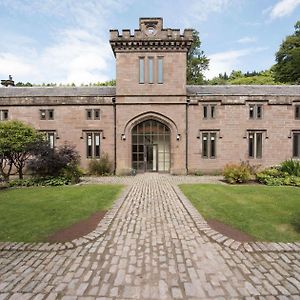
left=132, top=119, right=170, bottom=172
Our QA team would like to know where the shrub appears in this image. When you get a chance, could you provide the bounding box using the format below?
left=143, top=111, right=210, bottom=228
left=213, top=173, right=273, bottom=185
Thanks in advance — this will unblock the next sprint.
left=61, top=163, right=84, bottom=184
left=256, top=165, right=300, bottom=187
left=280, top=159, right=300, bottom=176
left=28, top=143, right=80, bottom=177
left=88, top=153, right=112, bottom=176
left=223, top=163, right=252, bottom=184
left=8, top=176, right=71, bottom=187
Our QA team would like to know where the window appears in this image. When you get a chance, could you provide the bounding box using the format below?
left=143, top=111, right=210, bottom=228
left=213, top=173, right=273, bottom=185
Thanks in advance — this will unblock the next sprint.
left=40, top=109, right=54, bottom=120
left=248, top=131, right=263, bottom=158
left=148, top=57, right=154, bottom=83
left=40, top=131, right=56, bottom=149
left=295, top=105, right=300, bottom=120
left=203, top=105, right=216, bottom=119
left=202, top=132, right=217, bottom=158
left=293, top=132, right=300, bottom=157
left=249, top=104, right=263, bottom=119
left=86, top=109, right=100, bottom=120
left=0, top=110, right=8, bottom=121
left=139, top=57, right=145, bottom=84
left=86, top=132, right=101, bottom=158
left=158, top=57, right=163, bottom=84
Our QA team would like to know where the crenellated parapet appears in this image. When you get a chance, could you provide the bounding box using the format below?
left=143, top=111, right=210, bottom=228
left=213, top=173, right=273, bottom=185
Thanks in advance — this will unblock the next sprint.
left=110, top=18, right=193, bottom=55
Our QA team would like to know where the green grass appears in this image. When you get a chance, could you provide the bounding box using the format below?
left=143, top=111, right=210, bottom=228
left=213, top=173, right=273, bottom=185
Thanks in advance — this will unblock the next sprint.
left=0, top=184, right=123, bottom=242
left=180, top=184, right=300, bottom=242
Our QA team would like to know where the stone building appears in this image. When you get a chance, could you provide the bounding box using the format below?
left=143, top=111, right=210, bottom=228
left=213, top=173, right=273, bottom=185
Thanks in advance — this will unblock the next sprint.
left=1, top=17, right=300, bottom=175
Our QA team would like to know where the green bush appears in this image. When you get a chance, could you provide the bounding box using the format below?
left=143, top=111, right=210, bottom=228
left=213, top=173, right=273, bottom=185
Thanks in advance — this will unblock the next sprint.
left=280, top=159, right=300, bottom=176
left=223, top=163, right=252, bottom=184
left=61, top=163, right=84, bottom=184
left=8, top=176, right=71, bottom=187
left=256, top=165, right=300, bottom=187
left=88, top=153, right=112, bottom=176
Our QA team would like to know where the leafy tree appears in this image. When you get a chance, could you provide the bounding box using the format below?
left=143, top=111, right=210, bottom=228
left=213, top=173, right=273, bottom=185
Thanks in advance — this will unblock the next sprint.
left=229, top=70, right=277, bottom=85
left=0, top=121, right=43, bottom=180
left=187, top=30, right=209, bottom=85
left=274, top=21, right=300, bottom=84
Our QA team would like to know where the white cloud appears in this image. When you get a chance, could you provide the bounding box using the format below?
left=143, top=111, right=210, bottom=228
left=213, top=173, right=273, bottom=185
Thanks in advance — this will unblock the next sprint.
left=0, top=0, right=132, bottom=84
left=237, top=36, right=257, bottom=44
left=269, top=0, right=300, bottom=19
left=205, top=47, right=267, bottom=79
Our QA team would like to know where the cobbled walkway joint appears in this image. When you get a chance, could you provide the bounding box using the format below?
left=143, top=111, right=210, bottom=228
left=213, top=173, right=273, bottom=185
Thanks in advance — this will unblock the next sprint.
left=0, top=174, right=300, bottom=300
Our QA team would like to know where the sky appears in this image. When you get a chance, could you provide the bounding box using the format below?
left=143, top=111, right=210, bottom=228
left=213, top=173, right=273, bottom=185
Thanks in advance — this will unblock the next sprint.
left=0, top=0, right=300, bottom=85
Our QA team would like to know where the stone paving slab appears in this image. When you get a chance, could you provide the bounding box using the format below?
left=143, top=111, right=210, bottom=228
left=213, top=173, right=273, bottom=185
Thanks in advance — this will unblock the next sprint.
left=0, top=174, right=299, bottom=299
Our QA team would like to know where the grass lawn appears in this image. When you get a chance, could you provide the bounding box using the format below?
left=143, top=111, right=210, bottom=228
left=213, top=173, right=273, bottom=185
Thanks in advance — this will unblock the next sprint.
left=0, top=184, right=123, bottom=242
left=180, top=184, right=300, bottom=242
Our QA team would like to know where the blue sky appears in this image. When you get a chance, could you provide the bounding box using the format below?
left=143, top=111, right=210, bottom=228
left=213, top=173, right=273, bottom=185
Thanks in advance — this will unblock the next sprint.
left=0, top=0, right=299, bottom=85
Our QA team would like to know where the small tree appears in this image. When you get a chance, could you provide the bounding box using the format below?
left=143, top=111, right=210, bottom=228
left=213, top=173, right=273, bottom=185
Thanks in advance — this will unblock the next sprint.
left=0, top=121, right=43, bottom=180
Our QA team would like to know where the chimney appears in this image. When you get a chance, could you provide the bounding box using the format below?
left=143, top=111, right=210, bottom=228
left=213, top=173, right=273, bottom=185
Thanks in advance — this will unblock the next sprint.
left=1, top=75, right=15, bottom=87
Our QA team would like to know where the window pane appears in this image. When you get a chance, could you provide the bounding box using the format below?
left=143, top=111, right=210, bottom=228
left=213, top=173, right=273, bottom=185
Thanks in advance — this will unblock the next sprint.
left=94, top=133, right=100, bottom=158
left=158, top=57, right=163, bottom=83
left=87, top=133, right=93, bottom=157
left=249, top=105, right=254, bottom=119
left=86, top=109, right=92, bottom=120
left=48, top=133, right=55, bottom=149
left=202, top=133, right=208, bottom=157
left=249, top=133, right=254, bottom=158
left=294, top=133, right=300, bottom=157
left=296, top=106, right=300, bottom=119
left=257, top=105, right=262, bottom=119
left=211, top=106, right=216, bottom=119
left=203, top=106, right=208, bottom=119
left=3, top=110, right=8, bottom=120
left=210, top=133, right=216, bottom=158
left=148, top=57, right=153, bottom=83
left=256, top=133, right=262, bottom=158
left=48, top=110, right=54, bottom=120
left=40, top=110, right=46, bottom=120
left=139, top=57, right=145, bottom=83
left=94, top=109, right=100, bottom=120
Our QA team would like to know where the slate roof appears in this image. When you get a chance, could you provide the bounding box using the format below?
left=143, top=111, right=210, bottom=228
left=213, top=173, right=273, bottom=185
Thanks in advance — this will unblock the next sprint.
left=186, top=85, right=300, bottom=96
left=0, top=87, right=116, bottom=97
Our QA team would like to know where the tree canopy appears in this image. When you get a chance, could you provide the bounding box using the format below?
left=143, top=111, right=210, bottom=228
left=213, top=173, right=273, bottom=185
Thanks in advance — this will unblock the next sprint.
left=0, top=121, right=43, bottom=180
left=187, top=30, right=209, bottom=85
left=273, top=20, right=300, bottom=84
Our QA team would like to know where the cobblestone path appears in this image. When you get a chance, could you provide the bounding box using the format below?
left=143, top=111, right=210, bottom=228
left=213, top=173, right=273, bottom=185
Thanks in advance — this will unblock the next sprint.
left=0, top=174, right=300, bottom=299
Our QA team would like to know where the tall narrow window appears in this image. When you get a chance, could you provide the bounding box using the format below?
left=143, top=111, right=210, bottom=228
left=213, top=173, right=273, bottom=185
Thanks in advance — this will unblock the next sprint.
left=293, top=133, right=300, bottom=157
left=94, top=109, right=100, bottom=120
left=47, top=132, right=55, bottom=149
left=202, top=132, right=217, bottom=158
left=248, top=131, right=263, bottom=158
left=87, top=133, right=93, bottom=158
left=94, top=133, right=100, bottom=158
left=295, top=105, right=300, bottom=120
left=48, top=109, right=54, bottom=120
left=148, top=57, right=154, bottom=83
left=139, top=57, right=145, bottom=84
left=86, top=132, right=101, bottom=158
left=86, top=109, right=92, bottom=120
left=158, top=57, right=163, bottom=84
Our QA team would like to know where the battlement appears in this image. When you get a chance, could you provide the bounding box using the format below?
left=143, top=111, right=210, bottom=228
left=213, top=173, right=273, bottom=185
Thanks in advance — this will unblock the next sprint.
left=110, top=18, right=193, bottom=55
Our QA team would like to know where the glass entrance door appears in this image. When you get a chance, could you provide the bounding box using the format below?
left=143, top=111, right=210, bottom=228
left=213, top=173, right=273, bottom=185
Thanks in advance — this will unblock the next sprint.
left=145, top=144, right=158, bottom=172
left=132, top=119, right=170, bottom=172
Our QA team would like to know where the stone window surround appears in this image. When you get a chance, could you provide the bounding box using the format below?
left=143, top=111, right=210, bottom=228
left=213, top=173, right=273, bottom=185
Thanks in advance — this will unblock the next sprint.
left=40, top=109, right=54, bottom=120
left=247, top=130, right=265, bottom=159
left=199, top=129, right=220, bottom=159
left=202, top=104, right=217, bottom=119
left=249, top=104, right=263, bottom=120
left=295, top=105, right=300, bottom=120
left=86, top=108, right=101, bottom=120
left=0, top=109, right=8, bottom=121
left=82, top=130, right=104, bottom=159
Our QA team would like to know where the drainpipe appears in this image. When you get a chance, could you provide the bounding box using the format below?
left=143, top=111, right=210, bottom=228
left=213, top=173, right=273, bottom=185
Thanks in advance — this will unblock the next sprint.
left=112, top=97, right=116, bottom=175
left=186, top=97, right=190, bottom=174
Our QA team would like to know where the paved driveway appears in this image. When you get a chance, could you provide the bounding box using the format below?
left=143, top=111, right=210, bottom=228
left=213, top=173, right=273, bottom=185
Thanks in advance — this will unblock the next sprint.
left=0, top=174, right=299, bottom=299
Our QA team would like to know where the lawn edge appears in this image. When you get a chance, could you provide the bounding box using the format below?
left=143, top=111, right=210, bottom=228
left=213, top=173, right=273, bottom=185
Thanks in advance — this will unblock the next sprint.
left=0, top=184, right=131, bottom=253
left=174, top=184, right=300, bottom=253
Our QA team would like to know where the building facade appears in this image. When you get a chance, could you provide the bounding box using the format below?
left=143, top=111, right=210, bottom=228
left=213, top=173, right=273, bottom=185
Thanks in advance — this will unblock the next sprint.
left=1, top=18, right=300, bottom=175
